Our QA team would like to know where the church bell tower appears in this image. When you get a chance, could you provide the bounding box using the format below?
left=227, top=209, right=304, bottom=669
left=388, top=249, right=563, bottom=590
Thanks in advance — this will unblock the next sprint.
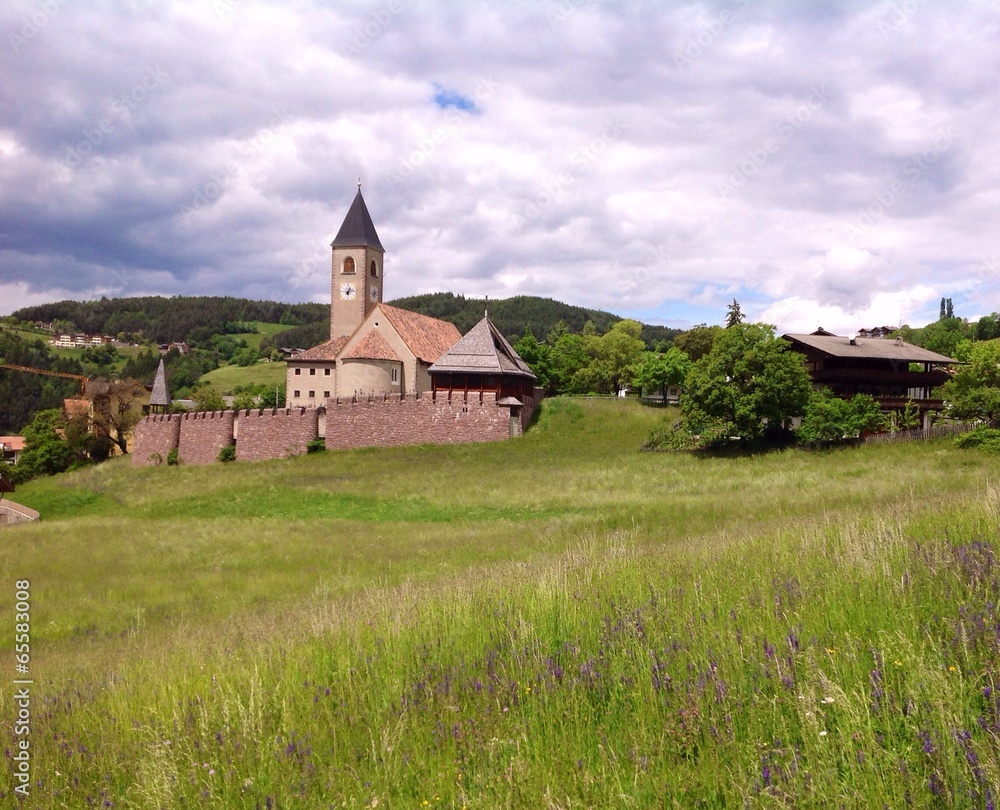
left=330, top=182, right=384, bottom=340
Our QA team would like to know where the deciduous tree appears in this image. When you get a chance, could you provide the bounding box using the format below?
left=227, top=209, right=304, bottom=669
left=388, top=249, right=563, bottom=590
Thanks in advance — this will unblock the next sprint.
left=681, top=323, right=812, bottom=440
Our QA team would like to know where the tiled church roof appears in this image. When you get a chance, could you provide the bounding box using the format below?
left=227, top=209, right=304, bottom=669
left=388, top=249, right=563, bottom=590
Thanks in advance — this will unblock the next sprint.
left=378, top=305, right=461, bottom=363
left=341, top=329, right=401, bottom=362
left=295, top=335, right=350, bottom=362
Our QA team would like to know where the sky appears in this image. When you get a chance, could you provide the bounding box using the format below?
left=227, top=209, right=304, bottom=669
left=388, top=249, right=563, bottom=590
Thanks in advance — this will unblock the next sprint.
left=1, top=0, right=999, bottom=334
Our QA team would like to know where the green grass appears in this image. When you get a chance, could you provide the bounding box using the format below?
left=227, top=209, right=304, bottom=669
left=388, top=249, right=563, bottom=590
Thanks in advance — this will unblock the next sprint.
left=196, top=322, right=294, bottom=392
left=4, top=398, right=1000, bottom=807
left=198, top=358, right=287, bottom=393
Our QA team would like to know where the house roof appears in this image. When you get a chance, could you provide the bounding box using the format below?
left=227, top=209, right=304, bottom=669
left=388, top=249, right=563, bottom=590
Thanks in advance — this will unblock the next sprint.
left=341, top=329, right=401, bottom=362
left=0, top=436, right=25, bottom=452
left=330, top=187, right=384, bottom=251
left=377, top=304, right=461, bottom=364
left=784, top=333, right=957, bottom=364
left=294, top=335, right=350, bottom=362
left=429, top=316, right=537, bottom=378
left=149, top=359, right=170, bottom=407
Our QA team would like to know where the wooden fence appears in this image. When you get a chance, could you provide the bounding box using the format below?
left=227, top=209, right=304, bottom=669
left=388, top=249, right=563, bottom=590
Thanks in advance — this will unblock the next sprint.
left=861, top=422, right=979, bottom=446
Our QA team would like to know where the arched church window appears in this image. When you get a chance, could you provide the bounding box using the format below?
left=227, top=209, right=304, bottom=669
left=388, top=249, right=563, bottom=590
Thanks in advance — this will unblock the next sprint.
left=370, top=260, right=378, bottom=277
left=342, top=257, right=355, bottom=274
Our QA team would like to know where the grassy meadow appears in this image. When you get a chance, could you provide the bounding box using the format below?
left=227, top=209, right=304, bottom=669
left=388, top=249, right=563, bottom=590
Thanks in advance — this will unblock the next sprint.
left=2, top=397, right=1000, bottom=807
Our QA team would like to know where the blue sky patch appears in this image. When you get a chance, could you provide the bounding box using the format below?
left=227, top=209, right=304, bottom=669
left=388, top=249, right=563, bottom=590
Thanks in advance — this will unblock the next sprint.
left=433, top=84, right=477, bottom=112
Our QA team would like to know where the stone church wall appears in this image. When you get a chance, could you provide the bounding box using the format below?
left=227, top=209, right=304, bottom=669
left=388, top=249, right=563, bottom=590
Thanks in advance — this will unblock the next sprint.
left=177, top=410, right=235, bottom=465
left=324, top=391, right=513, bottom=450
left=234, top=407, right=319, bottom=461
left=131, top=413, right=182, bottom=466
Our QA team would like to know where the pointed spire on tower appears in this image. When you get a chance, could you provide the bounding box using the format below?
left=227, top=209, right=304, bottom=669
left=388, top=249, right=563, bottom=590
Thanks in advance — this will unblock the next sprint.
left=331, top=185, right=384, bottom=251
left=149, top=359, right=170, bottom=413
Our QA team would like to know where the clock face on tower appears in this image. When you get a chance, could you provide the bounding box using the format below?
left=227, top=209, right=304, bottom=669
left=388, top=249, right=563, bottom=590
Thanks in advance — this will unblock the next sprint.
left=369, top=285, right=379, bottom=302
left=340, top=282, right=356, bottom=300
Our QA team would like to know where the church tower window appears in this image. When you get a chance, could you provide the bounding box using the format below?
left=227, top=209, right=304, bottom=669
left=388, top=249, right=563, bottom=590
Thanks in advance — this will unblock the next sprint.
left=342, top=257, right=356, bottom=274
left=370, top=260, right=378, bottom=276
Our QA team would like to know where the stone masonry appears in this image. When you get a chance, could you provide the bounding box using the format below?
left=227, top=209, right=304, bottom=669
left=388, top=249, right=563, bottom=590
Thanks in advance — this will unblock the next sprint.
left=235, top=407, right=319, bottom=461
left=177, top=410, right=236, bottom=465
left=324, top=391, right=513, bottom=450
left=131, top=413, right=182, bottom=465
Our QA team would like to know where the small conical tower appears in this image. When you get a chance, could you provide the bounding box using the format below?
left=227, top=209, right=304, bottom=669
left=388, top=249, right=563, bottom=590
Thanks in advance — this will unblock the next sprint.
left=149, top=359, right=170, bottom=414
left=330, top=181, right=385, bottom=340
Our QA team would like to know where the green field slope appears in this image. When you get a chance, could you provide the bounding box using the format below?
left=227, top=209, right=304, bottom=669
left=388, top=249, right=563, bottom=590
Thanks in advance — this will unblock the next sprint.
left=4, top=399, right=999, bottom=807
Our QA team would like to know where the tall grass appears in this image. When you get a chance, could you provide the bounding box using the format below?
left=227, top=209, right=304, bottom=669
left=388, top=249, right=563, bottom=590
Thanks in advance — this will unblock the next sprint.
left=2, top=398, right=998, bottom=807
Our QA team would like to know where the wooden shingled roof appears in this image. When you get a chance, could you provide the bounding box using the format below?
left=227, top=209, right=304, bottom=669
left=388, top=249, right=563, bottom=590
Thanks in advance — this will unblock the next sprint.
left=149, top=359, right=171, bottom=407
left=783, top=333, right=957, bottom=364
left=429, top=316, right=536, bottom=378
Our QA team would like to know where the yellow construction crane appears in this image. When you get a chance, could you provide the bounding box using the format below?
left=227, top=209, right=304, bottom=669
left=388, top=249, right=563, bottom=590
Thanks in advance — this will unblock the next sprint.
left=0, top=363, right=88, bottom=396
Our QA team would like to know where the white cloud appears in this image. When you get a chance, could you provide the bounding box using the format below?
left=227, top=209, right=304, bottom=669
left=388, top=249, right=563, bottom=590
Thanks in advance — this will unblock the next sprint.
left=0, top=0, right=999, bottom=333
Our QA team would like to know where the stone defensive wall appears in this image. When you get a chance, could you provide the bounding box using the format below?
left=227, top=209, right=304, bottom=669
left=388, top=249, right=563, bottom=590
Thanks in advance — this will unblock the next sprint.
left=131, top=391, right=544, bottom=466
left=177, top=410, right=236, bottom=465
left=324, top=390, right=535, bottom=450
left=234, top=407, right=319, bottom=461
left=131, top=412, right=182, bottom=465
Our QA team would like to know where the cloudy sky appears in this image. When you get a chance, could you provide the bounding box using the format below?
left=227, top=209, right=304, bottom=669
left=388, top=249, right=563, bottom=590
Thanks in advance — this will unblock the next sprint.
left=1, top=1, right=999, bottom=334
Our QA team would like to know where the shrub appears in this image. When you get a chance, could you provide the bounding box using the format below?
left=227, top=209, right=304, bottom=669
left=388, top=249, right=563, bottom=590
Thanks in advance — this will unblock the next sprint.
left=166, top=448, right=180, bottom=466
left=954, top=426, right=1000, bottom=453
left=218, top=444, right=237, bottom=463
left=306, top=438, right=326, bottom=454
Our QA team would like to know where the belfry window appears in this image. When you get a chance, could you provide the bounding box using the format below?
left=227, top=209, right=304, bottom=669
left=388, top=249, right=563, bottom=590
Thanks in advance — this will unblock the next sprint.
left=370, top=260, right=378, bottom=276
left=343, top=257, right=355, bottom=274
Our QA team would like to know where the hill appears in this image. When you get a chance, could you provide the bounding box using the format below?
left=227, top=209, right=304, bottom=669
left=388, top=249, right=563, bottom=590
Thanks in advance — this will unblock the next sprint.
left=11, top=296, right=327, bottom=344
left=6, top=398, right=999, bottom=806
left=385, top=292, right=680, bottom=347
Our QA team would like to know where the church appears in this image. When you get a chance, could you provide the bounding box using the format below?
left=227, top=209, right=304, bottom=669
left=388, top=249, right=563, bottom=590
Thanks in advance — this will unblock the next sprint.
left=131, top=186, right=541, bottom=467
left=286, top=185, right=464, bottom=407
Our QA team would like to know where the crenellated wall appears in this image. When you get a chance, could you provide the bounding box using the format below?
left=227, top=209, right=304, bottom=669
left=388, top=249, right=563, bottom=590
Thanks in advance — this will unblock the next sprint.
left=131, top=413, right=181, bottom=466
left=235, top=407, right=319, bottom=461
left=130, top=389, right=541, bottom=466
left=177, top=410, right=235, bottom=465
left=325, top=391, right=520, bottom=450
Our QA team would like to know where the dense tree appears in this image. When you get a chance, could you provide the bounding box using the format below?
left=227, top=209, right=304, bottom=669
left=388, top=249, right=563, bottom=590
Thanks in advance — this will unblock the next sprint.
left=938, top=339, right=1000, bottom=425
left=513, top=328, right=553, bottom=392
left=974, top=313, right=1000, bottom=342
left=191, top=385, right=226, bottom=412
left=673, top=324, right=722, bottom=362
left=588, top=320, right=646, bottom=395
left=797, top=390, right=886, bottom=444
left=10, top=409, right=75, bottom=482
left=633, top=347, right=691, bottom=401
left=681, top=323, right=812, bottom=441
left=0, top=331, right=85, bottom=433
